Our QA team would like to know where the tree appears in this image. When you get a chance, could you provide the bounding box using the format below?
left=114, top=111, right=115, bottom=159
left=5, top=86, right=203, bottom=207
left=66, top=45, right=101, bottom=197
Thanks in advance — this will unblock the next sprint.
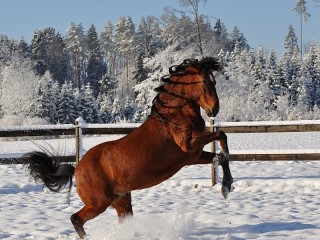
left=100, top=21, right=117, bottom=80
left=86, top=24, right=106, bottom=97
left=136, top=17, right=152, bottom=58
left=228, top=26, right=249, bottom=51
left=133, top=53, right=148, bottom=85
left=114, top=17, right=136, bottom=97
left=213, top=19, right=230, bottom=52
left=36, top=71, right=59, bottom=123
left=65, top=23, right=87, bottom=88
left=293, top=0, right=310, bottom=57
left=179, top=0, right=207, bottom=56
left=283, top=25, right=300, bottom=58
left=77, top=83, right=102, bottom=123
left=146, top=16, right=163, bottom=55
left=31, top=27, right=70, bottom=83
left=0, top=57, right=39, bottom=118
left=56, top=82, right=77, bottom=123
left=302, top=42, right=320, bottom=110
left=287, top=53, right=302, bottom=106
left=266, top=49, right=281, bottom=109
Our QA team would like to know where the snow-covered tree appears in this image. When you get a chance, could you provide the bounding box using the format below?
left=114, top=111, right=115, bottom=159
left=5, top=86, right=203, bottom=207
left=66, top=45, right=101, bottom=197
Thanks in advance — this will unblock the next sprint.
left=114, top=17, right=136, bottom=98
left=86, top=24, right=106, bottom=97
left=75, top=83, right=102, bottom=123
left=0, top=57, right=39, bottom=118
left=31, top=27, right=70, bottom=83
left=179, top=0, right=208, bottom=55
left=228, top=26, right=249, bottom=51
left=56, top=82, right=77, bottom=123
left=302, top=42, right=320, bottom=110
left=284, top=25, right=300, bottom=58
left=266, top=49, right=281, bottom=109
left=36, top=71, right=59, bottom=123
left=100, top=21, right=117, bottom=80
left=65, top=22, right=87, bottom=88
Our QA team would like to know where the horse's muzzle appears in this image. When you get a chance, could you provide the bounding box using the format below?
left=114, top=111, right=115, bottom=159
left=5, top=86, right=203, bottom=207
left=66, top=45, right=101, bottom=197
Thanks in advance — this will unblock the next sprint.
left=206, top=106, right=219, bottom=117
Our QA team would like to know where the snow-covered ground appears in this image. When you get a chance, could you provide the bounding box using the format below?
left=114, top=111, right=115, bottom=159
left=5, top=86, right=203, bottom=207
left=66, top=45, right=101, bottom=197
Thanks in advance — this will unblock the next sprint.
left=1, top=131, right=320, bottom=239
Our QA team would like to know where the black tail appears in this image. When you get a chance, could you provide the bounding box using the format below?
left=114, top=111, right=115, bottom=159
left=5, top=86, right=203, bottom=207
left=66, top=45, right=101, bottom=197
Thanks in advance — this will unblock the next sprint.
left=23, top=151, right=75, bottom=193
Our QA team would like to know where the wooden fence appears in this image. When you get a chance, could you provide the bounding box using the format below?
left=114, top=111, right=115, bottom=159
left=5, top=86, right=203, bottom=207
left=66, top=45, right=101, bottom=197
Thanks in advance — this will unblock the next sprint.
left=1, top=120, right=320, bottom=184
left=209, top=119, right=320, bottom=185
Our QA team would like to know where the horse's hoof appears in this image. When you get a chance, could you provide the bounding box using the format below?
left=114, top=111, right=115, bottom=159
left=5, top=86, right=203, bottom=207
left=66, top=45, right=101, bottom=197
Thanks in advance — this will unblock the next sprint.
left=221, top=184, right=234, bottom=199
left=221, top=185, right=229, bottom=199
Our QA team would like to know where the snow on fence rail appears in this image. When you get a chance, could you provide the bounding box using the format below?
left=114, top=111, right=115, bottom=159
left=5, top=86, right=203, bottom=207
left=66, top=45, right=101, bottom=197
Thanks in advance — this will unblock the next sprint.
left=213, top=119, right=320, bottom=162
left=1, top=119, right=320, bottom=165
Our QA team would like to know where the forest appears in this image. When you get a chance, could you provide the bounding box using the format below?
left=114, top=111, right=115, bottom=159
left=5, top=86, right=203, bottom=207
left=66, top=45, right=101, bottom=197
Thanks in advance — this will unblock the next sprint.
left=1, top=2, right=320, bottom=125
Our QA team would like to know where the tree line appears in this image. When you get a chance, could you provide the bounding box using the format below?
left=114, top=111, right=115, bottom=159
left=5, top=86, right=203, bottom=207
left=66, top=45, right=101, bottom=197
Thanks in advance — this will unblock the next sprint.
left=0, top=3, right=320, bottom=124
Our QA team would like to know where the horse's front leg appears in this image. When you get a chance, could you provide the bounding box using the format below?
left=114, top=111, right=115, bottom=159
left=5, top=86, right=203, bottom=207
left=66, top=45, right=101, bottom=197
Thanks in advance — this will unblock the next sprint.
left=189, top=130, right=234, bottom=199
left=212, top=130, right=233, bottom=199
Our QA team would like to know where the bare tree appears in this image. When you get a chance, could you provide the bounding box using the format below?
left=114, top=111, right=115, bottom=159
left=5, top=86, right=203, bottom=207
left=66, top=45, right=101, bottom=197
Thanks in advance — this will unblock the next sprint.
left=293, top=0, right=310, bottom=57
left=179, top=0, right=207, bottom=56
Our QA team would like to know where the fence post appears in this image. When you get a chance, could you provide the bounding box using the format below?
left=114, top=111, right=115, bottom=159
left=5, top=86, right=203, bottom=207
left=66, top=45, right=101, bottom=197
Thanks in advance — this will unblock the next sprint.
left=74, top=117, right=83, bottom=165
left=210, top=118, right=218, bottom=186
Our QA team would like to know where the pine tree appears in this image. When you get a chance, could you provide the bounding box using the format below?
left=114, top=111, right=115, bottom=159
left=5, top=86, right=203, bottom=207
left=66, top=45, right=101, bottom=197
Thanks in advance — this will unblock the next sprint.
left=15, top=38, right=31, bottom=58
left=36, top=71, right=59, bottom=123
left=100, top=21, right=117, bottom=80
left=57, top=82, right=77, bottom=123
left=65, top=23, right=87, bottom=88
left=213, top=19, right=230, bottom=52
left=123, top=96, right=135, bottom=121
left=133, top=53, right=148, bottom=85
left=302, top=42, right=320, bottom=110
left=287, top=52, right=302, bottom=106
left=31, top=27, right=70, bottom=83
left=293, top=0, right=310, bottom=57
left=228, top=26, right=249, bottom=51
left=266, top=49, right=281, bottom=109
left=31, top=30, right=47, bottom=76
left=146, top=16, right=163, bottom=56
left=111, top=96, right=123, bottom=122
left=136, top=17, right=152, bottom=57
left=83, top=83, right=102, bottom=123
left=284, top=25, right=300, bottom=58
left=253, top=45, right=267, bottom=83
left=114, top=17, right=136, bottom=98
left=86, top=24, right=106, bottom=97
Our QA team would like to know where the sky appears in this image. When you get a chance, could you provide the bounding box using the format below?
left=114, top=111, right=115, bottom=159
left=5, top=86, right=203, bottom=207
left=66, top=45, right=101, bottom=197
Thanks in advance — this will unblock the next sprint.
left=0, top=0, right=320, bottom=56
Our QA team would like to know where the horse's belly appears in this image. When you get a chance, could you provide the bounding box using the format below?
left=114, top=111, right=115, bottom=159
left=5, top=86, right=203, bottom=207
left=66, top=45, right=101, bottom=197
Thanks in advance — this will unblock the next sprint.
left=124, top=154, right=193, bottom=190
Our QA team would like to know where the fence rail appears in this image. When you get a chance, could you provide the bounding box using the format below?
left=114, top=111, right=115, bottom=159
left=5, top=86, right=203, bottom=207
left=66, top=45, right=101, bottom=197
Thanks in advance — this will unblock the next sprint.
left=1, top=120, right=320, bottom=164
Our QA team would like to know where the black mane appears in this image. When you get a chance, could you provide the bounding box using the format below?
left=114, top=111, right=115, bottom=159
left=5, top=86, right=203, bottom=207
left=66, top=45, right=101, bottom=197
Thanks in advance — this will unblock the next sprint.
left=160, top=57, right=222, bottom=84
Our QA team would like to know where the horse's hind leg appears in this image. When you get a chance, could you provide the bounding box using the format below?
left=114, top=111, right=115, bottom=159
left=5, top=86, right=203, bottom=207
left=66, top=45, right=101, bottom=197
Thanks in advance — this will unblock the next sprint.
left=111, top=192, right=133, bottom=223
left=71, top=201, right=112, bottom=239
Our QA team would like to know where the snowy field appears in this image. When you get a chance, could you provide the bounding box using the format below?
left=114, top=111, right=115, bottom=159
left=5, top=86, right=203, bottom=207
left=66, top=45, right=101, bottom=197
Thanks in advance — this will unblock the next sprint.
left=1, top=131, right=320, bottom=239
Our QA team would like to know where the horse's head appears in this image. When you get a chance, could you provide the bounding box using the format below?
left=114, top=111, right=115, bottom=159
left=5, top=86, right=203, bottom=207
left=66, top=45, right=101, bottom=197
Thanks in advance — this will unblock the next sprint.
left=160, top=57, right=222, bottom=117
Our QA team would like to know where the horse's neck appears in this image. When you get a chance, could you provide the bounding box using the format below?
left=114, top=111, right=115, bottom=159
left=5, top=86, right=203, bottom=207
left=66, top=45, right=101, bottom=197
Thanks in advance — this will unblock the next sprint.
left=152, top=94, right=205, bottom=130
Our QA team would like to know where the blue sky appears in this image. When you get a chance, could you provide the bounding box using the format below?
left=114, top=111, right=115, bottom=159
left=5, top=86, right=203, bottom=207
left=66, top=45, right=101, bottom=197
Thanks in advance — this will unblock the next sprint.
left=0, top=0, right=319, bottom=56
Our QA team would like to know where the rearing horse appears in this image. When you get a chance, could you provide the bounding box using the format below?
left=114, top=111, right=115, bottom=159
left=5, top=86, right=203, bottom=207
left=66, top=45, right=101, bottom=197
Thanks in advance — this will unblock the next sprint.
left=24, top=57, right=233, bottom=239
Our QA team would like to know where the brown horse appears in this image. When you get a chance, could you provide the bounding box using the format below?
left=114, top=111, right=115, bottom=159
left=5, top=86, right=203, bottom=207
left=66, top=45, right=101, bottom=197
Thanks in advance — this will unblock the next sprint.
left=24, top=57, right=233, bottom=239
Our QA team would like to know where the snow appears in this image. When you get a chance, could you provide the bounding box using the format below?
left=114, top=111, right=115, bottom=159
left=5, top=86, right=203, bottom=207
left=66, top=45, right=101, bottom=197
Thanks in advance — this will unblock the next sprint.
left=1, top=129, right=320, bottom=239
